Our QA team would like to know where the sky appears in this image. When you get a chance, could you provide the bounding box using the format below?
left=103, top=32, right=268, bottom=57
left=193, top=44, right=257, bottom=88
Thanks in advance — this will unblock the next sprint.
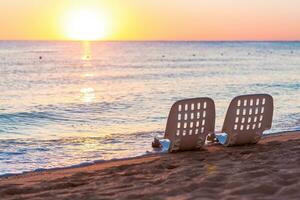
left=0, top=0, right=300, bottom=41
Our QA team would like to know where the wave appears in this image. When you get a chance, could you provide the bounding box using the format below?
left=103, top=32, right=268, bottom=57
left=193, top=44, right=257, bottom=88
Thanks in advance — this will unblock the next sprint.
left=0, top=101, right=132, bottom=124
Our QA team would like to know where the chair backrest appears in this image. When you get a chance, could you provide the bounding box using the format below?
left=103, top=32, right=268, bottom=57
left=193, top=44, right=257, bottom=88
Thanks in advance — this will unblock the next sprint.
left=222, top=94, right=273, bottom=146
left=165, top=98, right=215, bottom=152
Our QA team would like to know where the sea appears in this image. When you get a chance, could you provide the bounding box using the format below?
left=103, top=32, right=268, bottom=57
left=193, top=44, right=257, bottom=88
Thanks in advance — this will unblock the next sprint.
left=0, top=41, right=299, bottom=175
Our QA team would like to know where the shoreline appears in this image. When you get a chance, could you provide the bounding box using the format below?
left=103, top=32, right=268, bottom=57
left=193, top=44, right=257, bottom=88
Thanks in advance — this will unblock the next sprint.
left=0, top=130, right=299, bottom=178
left=1, top=131, right=300, bottom=199
left=0, top=153, right=161, bottom=179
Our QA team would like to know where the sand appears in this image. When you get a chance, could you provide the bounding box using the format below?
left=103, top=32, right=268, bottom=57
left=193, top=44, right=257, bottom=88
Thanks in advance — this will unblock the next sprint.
left=0, top=131, right=300, bottom=200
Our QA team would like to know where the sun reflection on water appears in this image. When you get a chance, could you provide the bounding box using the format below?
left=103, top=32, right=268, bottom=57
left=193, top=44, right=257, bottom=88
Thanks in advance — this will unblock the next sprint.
left=81, top=41, right=92, bottom=61
left=80, top=87, right=96, bottom=103
left=82, top=73, right=95, bottom=78
left=79, top=41, right=96, bottom=103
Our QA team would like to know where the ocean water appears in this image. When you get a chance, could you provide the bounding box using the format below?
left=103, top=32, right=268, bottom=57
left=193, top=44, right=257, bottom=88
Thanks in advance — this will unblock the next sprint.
left=0, top=41, right=299, bottom=175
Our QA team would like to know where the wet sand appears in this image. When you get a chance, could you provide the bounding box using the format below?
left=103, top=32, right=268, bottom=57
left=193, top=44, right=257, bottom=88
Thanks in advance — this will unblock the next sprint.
left=0, top=131, right=300, bottom=200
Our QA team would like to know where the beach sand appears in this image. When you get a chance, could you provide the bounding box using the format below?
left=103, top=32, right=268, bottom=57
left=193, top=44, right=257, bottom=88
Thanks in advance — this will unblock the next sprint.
left=0, top=131, right=299, bottom=200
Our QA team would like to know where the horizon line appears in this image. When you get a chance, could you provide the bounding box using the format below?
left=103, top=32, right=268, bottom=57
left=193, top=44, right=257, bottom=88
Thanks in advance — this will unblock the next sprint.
left=0, top=39, right=300, bottom=43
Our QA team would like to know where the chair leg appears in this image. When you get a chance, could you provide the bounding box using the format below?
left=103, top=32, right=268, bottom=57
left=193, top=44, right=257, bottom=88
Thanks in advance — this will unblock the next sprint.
left=207, top=133, right=217, bottom=143
left=152, top=137, right=162, bottom=148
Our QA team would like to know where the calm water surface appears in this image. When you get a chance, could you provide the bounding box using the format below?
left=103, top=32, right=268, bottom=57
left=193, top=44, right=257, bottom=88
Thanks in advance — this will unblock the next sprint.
left=0, top=41, right=299, bottom=175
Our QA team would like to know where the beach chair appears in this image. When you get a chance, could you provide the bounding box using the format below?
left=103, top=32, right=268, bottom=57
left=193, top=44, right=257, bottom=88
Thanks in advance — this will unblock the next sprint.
left=152, top=98, right=215, bottom=152
left=215, top=94, right=273, bottom=146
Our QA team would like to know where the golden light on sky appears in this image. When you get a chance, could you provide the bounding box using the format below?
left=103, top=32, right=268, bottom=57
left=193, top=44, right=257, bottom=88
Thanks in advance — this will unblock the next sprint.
left=62, top=7, right=110, bottom=41
left=0, top=0, right=300, bottom=41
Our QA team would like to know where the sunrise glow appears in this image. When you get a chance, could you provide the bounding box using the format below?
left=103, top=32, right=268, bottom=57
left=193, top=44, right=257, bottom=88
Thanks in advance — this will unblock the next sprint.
left=62, top=7, right=109, bottom=41
left=0, top=0, right=300, bottom=41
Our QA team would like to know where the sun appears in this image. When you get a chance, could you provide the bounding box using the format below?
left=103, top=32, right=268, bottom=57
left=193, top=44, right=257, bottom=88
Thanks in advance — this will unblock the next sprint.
left=63, top=7, right=109, bottom=41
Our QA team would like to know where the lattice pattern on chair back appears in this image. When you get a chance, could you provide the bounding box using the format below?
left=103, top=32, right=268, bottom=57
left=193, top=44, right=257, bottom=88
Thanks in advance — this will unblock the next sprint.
left=222, top=94, right=273, bottom=146
left=165, top=98, right=215, bottom=152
